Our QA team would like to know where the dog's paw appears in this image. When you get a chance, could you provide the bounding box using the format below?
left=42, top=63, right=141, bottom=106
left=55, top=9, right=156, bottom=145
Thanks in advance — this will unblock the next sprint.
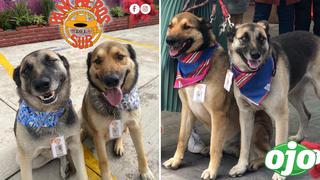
left=248, top=159, right=264, bottom=171
left=114, top=138, right=125, bottom=156
left=272, top=173, right=286, bottom=180
left=229, top=163, right=248, bottom=177
left=162, top=157, right=182, bottom=170
left=140, top=168, right=155, bottom=180
left=289, top=134, right=304, bottom=142
left=200, top=168, right=217, bottom=180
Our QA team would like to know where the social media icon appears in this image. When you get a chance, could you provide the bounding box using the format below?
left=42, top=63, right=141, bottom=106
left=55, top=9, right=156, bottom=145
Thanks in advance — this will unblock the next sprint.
left=129, top=4, right=140, bottom=15
left=141, top=4, right=151, bottom=15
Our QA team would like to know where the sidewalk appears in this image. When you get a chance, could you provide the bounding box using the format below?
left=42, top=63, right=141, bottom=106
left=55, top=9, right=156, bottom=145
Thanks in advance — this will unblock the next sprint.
left=0, top=25, right=159, bottom=179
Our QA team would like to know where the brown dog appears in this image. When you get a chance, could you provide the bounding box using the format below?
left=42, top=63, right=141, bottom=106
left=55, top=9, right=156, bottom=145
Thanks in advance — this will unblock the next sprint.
left=81, top=41, right=154, bottom=180
left=162, top=12, right=273, bottom=179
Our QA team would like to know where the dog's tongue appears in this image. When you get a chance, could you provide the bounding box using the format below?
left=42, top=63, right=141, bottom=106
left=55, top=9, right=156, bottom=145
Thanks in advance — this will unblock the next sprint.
left=103, top=87, right=123, bottom=107
left=169, top=47, right=180, bottom=57
left=248, top=60, right=260, bottom=69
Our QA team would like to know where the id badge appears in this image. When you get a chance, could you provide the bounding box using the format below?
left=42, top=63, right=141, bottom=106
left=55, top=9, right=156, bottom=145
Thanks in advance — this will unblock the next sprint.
left=224, top=70, right=234, bottom=92
left=193, top=84, right=206, bottom=102
left=50, top=136, right=67, bottom=158
left=109, top=120, right=123, bottom=139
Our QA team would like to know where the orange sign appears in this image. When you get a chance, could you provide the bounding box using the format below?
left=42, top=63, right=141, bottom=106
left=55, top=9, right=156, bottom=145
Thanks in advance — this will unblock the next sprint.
left=49, top=0, right=111, bottom=49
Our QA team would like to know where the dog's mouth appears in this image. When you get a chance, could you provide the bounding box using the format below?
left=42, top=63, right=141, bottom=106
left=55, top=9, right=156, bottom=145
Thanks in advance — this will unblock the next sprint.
left=169, top=39, right=193, bottom=57
left=38, top=91, right=57, bottom=104
left=247, top=59, right=262, bottom=70
left=102, top=86, right=123, bottom=107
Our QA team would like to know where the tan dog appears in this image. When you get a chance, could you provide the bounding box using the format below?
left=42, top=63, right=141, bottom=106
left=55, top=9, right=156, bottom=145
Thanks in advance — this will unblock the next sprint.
left=81, top=41, right=154, bottom=180
left=162, top=12, right=273, bottom=180
left=227, top=22, right=320, bottom=180
left=13, top=49, right=87, bottom=180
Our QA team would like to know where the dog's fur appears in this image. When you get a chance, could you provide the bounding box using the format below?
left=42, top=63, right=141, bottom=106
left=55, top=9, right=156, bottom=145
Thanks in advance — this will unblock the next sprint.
left=227, top=22, right=320, bottom=179
left=13, top=49, right=87, bottom=180
left=162, top=12, right=273, bottom=180
left=81, top=41, right=154, bottom=180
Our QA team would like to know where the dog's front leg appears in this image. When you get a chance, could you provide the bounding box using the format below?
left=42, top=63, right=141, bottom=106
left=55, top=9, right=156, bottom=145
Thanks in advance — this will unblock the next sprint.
left=229, top=106, right=255, bottom=177
left=201, top=111, right=227, bottom=180
left=162, top=97, right=195, bottom=170
left=68, top=135, right=88, bottom=180
left=127, top=119, right=155, bottom=180
left=267, top=101, right=289, bottom=180
left=17, top=147, right=33, bottom=180
left=93, top=133, right=112, bottom=180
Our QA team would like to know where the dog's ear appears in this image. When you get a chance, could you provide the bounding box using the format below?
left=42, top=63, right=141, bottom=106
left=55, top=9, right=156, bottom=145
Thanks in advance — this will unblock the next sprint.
left=226, top=25, right=236, bottom=42
left=86, top=52, right=92, bottom=67
left=257, top=20, right=270, bottom=39
left=127, top=44, right=136, bottom=61
left=199, top=17, right=212, bottom=30
left=13, top=66, right=21, bottom=87
left=58, top=54, right=69, bottom=70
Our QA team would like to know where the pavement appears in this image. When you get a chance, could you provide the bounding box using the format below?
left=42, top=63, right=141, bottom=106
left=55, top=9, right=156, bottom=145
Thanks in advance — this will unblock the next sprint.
left=161, top=5, right=320, bottom=180
left=0, top=25, right=159, bottom=180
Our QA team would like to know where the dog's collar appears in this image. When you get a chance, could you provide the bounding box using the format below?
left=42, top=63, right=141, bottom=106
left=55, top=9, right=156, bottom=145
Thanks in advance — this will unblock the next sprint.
left=174, top=44, right=219, bottom=88
left=232, top=56, right=275, bottom=106
left=17, top=99, right=71, bottom=131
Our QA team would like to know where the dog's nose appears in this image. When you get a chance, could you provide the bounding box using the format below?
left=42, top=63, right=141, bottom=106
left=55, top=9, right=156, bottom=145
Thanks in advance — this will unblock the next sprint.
left=250, top=50, right=261, bottom=60
left=166, top=37, right=178, bottom=45
left=104, top=75, right=120, bottom=87
left=33, top=77, right=51, bottom=92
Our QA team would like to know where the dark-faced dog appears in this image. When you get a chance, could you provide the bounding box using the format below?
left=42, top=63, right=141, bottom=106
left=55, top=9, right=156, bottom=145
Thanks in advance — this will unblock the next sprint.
left=13, top=49, right=87, bottom=180
left=81, top=41, right=154, bottom=180
left=162, top=12, right=273, bottom=180
left=227, top=22, right=320, bottom=180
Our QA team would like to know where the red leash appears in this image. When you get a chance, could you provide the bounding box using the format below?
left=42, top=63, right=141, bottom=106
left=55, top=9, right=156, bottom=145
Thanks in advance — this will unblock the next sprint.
left=218, top=0, right=230, bottom=18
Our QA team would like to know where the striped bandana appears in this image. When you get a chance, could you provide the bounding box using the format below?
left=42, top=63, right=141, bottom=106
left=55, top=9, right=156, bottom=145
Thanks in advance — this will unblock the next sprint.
left=232, top=56, right=275, bottom=106
left=174, top=44, right=219, bottom=88
left=17, top=100, right=71, bottom=130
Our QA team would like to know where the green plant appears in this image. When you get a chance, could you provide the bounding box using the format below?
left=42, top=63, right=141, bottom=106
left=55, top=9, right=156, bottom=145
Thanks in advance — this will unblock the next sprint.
left=41, top=0, right=55, bottom=21
left=0, top=9, right=13, bottom=30
left=31, top=15, right=46, bottom=25
left=110, top=6, right=124, bottom=17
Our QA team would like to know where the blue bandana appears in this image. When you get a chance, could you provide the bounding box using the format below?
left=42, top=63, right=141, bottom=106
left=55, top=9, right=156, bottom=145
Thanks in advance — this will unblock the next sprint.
left=17, top=100, right=71, bottom=130
left=174, top=44, right=219, bottom=88
left=232, top=56, right=275, bottom=106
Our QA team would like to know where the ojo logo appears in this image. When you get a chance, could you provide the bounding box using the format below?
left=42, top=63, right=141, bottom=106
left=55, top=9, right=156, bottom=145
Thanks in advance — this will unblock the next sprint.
left=265, top=141, right=320, bottom=176
left=49, top=0, right=111, bottom=49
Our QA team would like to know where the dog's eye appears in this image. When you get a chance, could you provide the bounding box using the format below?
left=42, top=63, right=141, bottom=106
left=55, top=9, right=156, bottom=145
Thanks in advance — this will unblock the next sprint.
left=168, top=23, right=173, bottom=29
left=94, top=58, right=102, bottom=65
left=44, top=58, right=57, bottom=65
left=183, top=24, right=191, bottom=30
left=240, top=36, right=248, bottom=42
left=116, top=54, right=125, bottom=61
left=258, top=36, right=266, bottom=42
left=22, top=64, right=33, bottom=75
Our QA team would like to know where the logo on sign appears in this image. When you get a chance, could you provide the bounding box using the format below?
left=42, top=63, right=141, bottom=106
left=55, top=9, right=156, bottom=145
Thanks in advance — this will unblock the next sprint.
left=49, top=0, right=111, bottom=49
left=265, top=141, right=320, bottom=176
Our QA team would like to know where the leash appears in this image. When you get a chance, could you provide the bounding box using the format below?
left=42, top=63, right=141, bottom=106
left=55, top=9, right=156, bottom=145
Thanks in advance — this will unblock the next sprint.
left=208, top=0, right=235, bottom=34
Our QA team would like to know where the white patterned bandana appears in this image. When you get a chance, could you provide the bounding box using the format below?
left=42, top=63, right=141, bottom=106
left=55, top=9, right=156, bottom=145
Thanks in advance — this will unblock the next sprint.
left=117, top=87, right=140, bottom=111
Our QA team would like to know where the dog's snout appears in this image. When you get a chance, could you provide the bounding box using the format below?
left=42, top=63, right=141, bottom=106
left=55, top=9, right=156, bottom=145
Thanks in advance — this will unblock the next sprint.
left=250, top=50, right=261, bottom=60
left=104, top=75, right=120, bottom=87
left=166, top=37, right=178, bottom=45
left=33, top=77, right=51, bottom=92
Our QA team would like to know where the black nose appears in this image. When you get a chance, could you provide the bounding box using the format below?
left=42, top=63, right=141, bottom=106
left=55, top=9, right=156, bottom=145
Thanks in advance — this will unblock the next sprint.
left=33, top=77, right=51, bottom=92
left=166, top=37, right=178, bottom=46
left=250, top=50, right=261, bottom=60
left=103, top=75, right=120, bottom=87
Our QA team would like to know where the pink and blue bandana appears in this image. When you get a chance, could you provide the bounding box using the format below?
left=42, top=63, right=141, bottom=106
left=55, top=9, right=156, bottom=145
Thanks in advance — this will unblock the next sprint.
left=174, top=44, right=219, bottom=88
left=232, top=56, right=275, bottom=106
left=17, top=100, right=70, bottom=130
